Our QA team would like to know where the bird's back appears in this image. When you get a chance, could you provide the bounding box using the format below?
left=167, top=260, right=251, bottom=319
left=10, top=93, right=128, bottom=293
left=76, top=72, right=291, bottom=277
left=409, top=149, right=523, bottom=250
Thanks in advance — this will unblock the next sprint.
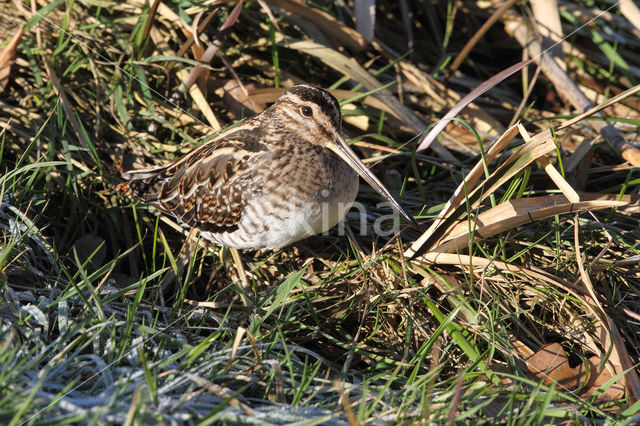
left=120, top=125, right=270, bottom=234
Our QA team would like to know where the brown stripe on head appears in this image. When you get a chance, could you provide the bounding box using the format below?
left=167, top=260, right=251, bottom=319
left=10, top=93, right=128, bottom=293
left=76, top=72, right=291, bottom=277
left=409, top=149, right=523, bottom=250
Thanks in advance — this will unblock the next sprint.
left=284, top=85, right=342, bottom=130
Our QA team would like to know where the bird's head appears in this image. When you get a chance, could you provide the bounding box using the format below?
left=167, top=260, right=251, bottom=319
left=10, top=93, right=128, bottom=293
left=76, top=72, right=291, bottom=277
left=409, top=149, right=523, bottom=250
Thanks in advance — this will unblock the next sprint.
left=273, top=84, right=418, bottom=228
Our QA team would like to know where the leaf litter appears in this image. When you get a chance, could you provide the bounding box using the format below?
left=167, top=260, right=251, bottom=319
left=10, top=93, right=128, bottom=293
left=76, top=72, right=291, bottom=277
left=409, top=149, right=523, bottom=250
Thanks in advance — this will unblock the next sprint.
left=1, top=0, right=640, bottom=423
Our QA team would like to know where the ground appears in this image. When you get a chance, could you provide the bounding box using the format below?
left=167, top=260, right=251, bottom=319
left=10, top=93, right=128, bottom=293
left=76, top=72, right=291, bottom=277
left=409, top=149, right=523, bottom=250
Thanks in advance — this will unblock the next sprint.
left=1, top=0, right=640, bottom=423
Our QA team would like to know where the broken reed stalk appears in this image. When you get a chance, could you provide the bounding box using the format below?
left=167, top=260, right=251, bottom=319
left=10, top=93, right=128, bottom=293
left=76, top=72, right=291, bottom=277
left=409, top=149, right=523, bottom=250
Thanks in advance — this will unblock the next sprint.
left=504, top=16, right=640, bottom=166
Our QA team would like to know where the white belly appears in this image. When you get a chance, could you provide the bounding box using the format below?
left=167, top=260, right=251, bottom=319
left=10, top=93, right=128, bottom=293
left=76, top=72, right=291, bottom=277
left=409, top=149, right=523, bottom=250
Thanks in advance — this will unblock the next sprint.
left=258, top=196, right=356, bottom=249
left=200, top=178, right=359, bottom=250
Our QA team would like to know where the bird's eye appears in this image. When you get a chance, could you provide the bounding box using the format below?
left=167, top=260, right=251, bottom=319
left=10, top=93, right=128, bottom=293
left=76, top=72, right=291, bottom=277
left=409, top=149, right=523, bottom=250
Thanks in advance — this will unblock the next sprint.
left=301, top=106, right=313, bottom=117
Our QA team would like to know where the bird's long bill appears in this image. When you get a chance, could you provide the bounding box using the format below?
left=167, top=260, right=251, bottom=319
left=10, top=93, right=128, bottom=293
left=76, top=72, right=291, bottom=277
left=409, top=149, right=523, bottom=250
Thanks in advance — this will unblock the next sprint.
left=328, top=135, right=418, bottom=228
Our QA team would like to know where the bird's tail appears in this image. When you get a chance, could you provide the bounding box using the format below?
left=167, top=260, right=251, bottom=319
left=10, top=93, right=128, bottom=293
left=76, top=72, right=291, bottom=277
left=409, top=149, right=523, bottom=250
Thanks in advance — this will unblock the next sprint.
left=116, top=165, right=168, bottom=200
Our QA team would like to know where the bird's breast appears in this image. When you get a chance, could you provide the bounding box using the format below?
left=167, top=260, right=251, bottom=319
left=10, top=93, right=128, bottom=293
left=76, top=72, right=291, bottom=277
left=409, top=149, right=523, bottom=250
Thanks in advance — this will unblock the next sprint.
left=198, top=145, right=359, bottom=250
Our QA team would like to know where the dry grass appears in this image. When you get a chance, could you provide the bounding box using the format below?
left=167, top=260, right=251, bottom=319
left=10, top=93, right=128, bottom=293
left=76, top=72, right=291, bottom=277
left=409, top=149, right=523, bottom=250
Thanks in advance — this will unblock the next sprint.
left=1, top=0, right=640, bottom=423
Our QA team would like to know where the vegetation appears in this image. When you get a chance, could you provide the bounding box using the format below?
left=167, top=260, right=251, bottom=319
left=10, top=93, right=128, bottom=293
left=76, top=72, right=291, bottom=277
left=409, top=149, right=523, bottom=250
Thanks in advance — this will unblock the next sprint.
left=1, top=0, right=639, bottom=423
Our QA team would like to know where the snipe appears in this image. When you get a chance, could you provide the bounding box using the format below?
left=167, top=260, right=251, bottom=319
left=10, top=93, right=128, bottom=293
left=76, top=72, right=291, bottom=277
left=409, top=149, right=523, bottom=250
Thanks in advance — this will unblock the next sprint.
left=120, top=85, right=415, bottom=249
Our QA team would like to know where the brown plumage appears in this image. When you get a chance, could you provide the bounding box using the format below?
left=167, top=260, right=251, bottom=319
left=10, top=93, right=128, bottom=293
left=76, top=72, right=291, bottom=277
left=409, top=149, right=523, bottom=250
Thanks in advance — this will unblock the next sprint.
left=121, top=85, right=415, bottom=249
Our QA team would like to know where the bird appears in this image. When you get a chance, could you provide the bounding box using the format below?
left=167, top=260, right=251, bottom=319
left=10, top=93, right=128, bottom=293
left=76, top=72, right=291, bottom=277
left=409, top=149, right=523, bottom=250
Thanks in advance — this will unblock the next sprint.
left=119, top=84, right=416, bottom=250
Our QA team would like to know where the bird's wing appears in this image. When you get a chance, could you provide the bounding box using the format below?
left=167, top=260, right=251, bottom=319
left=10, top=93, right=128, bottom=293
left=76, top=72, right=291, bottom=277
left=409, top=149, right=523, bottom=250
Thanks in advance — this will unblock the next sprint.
left=122, top=128, right=269, bottom=233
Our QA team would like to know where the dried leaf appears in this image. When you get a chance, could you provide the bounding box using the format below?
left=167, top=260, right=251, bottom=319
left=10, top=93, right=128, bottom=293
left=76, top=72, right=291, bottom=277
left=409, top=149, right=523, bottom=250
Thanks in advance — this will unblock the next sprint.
left=433, top=195, right=625, bottom=254
left=620, top=0, right=640, bottom=33
left=279, top=36, right=456, bottom=161
left=341, top=103, right=369, bottom=131
left=149, top=27, right=221, bottom=130
left=526, top=343, right=582, bottom=389
left=279, top=37, right=424, bottom=131
left=221, top=80, right=264, bottom=118
left=249, top=87, right=402, bottom=120
left=265, top=0, right=367, bottom=51
left=407, top=127, right=556, bottom=258
left=0, top=25, right=24, bottom=92
left=417, top=60, right=533, bottom=152
left=505, top=16, right=640, bottom=166
left=530, top=0, right=565, bottom=65
left=574, top=216, right=640, bottom=400
left=583, top=355, right=626, bottom=403
left=401, top=61, right=504, bottom=140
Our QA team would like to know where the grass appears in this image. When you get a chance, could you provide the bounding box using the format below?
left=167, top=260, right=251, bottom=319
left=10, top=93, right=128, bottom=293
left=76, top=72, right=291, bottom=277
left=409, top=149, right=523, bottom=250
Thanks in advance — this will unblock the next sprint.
left=2, top=0, right=640, bottom=424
